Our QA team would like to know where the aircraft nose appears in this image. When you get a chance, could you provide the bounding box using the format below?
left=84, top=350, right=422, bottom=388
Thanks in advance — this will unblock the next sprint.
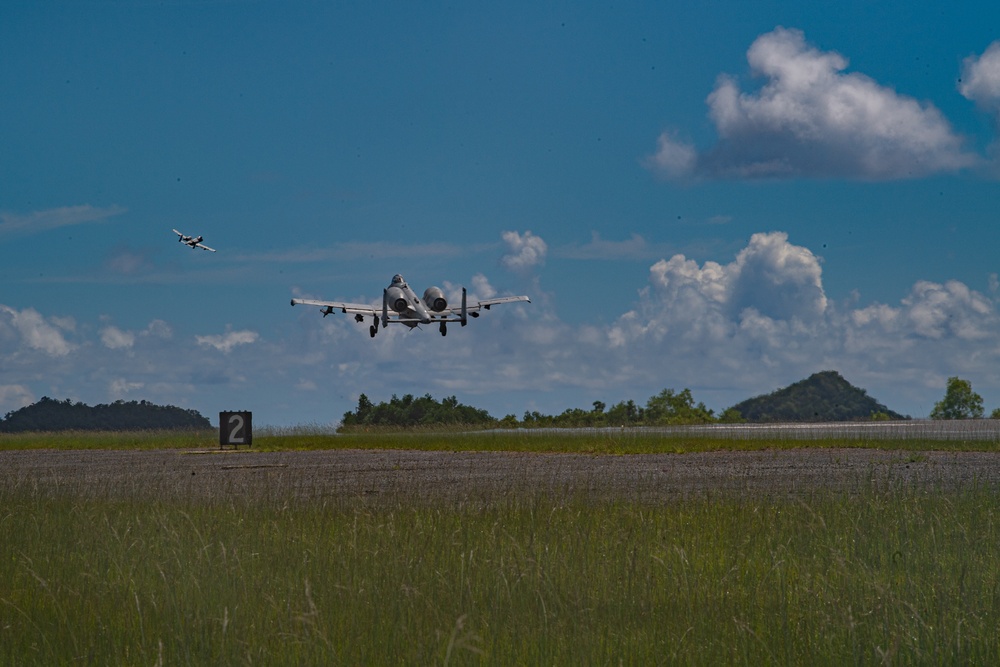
left=413, top=301, right=432, bottom=324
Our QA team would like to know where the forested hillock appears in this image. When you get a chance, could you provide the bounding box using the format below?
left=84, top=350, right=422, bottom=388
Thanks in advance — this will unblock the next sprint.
left=0, top=397, right=212, bottom=432
left=727, top=371, right=907, bottom=422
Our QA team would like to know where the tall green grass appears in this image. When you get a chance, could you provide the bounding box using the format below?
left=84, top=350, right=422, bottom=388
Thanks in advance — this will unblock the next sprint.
left=4, top=422, right=999, bottom=454
left=0, top=429, right=217, bottom=451
left=3, top=481, right=1000, bottom=664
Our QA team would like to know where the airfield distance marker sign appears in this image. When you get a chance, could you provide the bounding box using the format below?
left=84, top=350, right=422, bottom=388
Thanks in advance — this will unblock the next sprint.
left=219, top=411, right=252, bottom=449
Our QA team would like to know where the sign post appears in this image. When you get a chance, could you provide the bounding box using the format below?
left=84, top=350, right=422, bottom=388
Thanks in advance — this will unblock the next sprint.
left=219, top=411, right=252, bottom=449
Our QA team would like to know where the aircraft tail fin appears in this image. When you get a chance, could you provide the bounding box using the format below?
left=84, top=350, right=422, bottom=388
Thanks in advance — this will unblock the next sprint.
left=461, top=287, right=468, bottom=327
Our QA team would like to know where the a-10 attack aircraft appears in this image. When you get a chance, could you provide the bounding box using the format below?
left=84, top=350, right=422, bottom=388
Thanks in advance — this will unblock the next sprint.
left=172, top=229, right=216, bottom=252
left=291, top=273, right=530, bottom=337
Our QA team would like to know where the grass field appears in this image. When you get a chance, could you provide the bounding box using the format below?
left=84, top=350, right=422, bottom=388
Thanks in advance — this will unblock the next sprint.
left=2, top=425, right=1000, bottom=664
left=3, top=418, right=1000, bottom=454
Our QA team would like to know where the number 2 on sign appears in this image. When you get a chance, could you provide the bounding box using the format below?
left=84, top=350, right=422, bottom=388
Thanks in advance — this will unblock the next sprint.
left=229, top=414, right=245, bottom=443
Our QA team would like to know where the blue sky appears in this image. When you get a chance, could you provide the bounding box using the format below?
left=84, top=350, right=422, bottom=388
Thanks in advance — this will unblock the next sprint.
left=3, top=1, right=1000, bottom=425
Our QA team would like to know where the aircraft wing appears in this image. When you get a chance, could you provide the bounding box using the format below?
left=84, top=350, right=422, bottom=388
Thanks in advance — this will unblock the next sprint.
left=194, top=243, right=216, bottom=252
left=445, top=294, right=531, bottom=314
left=473, top=295, right=531, bottom=310
left=290, top=298, right=378, bottom=316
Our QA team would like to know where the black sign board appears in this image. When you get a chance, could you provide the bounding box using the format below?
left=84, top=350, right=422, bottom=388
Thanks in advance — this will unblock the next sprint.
left=219, top=411, right=252, bottom=449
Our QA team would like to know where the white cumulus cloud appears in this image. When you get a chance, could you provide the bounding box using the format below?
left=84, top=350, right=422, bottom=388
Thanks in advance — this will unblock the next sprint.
left=470, top=273, right=497, bottom=300
left=639, top=231, right=826, bottom=324
left=650, top=27, right=977, bottom=180
left=727, top=231, right=827, bottom=319
left=101, top=326, right=136, bottom=350
left=647, top=132, right=697, bottom=179
left=901, top=280, right=994, bottom=340
left=0, top=305, right=73, bottom=356
left=501, top=230, right=547, bottom=272
left=960, top=41, right=1000, bottom=111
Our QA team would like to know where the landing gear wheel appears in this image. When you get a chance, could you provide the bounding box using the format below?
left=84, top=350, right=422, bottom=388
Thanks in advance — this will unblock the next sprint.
left=369, top=325, right=377, bottom=338
left=439, top=322, right=447, bottom=336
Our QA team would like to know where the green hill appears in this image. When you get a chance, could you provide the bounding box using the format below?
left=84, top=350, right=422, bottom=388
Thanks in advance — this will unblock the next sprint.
left=727, top=371, right=908, bottom=422
left=0, top=397, right=212, bottom=432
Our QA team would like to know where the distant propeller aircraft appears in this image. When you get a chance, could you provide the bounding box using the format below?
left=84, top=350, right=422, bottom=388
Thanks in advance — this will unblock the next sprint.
left=291, top=273, right=530, bottom=337
left=172, top=229, right=216, bottom=252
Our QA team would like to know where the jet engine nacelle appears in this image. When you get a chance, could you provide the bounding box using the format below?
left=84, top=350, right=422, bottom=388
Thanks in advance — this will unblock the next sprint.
left=422, top=286, right=448, bottom=312
left=385, top=285, right=409, bottom=313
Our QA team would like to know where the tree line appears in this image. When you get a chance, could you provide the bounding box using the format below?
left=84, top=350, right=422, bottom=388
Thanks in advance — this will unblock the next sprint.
left=341, top=373, right=997, bottom=431
left=340, top=393, right=495, bottom=429
left=2, top=374, right=989, bottom=433
left=518, top=388, right=744, bottom=428
left=340, top=388, right=744, bottom=431
left=0, top=397, right=212, bottom=432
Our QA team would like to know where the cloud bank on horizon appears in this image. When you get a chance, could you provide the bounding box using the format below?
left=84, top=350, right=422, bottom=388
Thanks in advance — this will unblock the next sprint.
left=3, top=228, right=999, bottom=422
left=649, top=27, right=999, bottom=180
